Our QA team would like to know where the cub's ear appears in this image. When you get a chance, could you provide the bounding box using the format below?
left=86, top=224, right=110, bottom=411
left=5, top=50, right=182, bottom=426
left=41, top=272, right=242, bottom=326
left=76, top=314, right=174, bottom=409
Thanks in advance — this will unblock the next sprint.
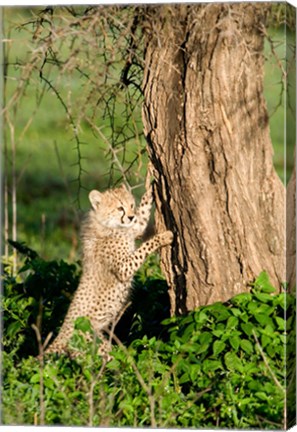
left=89, top=190, right=102, bottom=210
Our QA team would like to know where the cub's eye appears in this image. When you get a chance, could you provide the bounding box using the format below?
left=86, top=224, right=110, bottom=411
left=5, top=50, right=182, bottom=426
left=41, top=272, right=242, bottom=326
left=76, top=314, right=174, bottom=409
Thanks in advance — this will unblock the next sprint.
left=117, top=206, right=125, bottom=213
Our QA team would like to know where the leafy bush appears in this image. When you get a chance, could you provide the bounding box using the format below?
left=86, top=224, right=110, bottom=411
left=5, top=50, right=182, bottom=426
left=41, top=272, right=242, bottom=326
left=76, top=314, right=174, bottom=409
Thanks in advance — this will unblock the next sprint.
left=1, top=244, right=292, bottom=428
left=159, top=271, right=289, bottom=428
left=2, top=240, right=80, bottom=358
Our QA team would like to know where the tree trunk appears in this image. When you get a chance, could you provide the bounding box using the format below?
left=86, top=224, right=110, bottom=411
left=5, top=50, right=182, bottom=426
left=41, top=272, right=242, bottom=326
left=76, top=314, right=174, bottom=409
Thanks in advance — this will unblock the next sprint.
left=287, top=164, right=295, bottom=292
left=286, top=8, right=296, bottom=293
left=142, top=4, right=285, bottom=315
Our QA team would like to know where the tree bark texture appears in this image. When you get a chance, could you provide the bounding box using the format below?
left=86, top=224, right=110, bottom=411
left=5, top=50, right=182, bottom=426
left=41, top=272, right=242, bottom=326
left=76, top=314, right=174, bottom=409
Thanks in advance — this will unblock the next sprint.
left=287, top=168, right=296, bottom=292
left=142, top=4, right=285, bottom=315
left=286, top=11, right=296, bottom=293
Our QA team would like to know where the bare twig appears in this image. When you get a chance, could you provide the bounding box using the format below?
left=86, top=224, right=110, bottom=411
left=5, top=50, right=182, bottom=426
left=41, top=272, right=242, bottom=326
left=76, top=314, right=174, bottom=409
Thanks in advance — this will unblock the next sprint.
left=6, top=112, right=17, bottom=274
left=39, top=71, right=85, bottom=208
left=108, top=331, right=157, bottom=427
left=31, top=324, right=53, bottom=425
left=261, top=24, right=287, bottom=80
left=3, top=132, right=9, bottom=259
left=87, top=301, right=132, bottom=426
left=252, top=329, right=285, bottom=393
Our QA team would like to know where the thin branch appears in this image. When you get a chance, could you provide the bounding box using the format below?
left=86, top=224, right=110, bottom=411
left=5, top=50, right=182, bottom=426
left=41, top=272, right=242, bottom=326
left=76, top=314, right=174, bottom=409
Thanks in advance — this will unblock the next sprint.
left=39, top=65, right=84, bottom=208
left=6, top=112, right=17, bottom=274
left=252, top=330, right=285, bottom=394
left=108, top=331, right=157, bottom=427
left=261, top=24, right=287, bottom=80
left=31, top=324, right=53, bottom=425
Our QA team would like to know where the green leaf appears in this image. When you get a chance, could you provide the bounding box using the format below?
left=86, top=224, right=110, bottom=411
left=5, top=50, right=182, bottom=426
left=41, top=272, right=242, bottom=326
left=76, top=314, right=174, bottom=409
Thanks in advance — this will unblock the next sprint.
left=181, top=322, right=195, bottom=338
left=253, top=292, right=273, bottom=303
left=69, top=333, right=85, bottom=350
left=6, top=321, right=22, bottom=338
left=230, top=307, right=241, bottom=317
left=212, top=329, right=224, bottom=338
left=239, top=312, right=249, bottom=323
left=254, top=314, right=274, bottom=327
left=207, top=303, right=230, bottom=321
left=194, top=310, right=208, bottom=324
left=189, top=364, right=201, bottom=381
left=83, top=369, right=92, bottom=381
left=44, top=365, right=58, bottom=379
left=197, top=343, right=211, bottom=355
left=241, top=322, right=254, bottom=336
left=30, top=373, right=40, bottom=384
left=260, top=324, right=275, bottom=336
left=279, top=334, right=286, bottom=344
left=44, top=377, right=55, bottom=390
left=174, top=339, right=181, bottom=349
left=199, top=332, right=213, bottom=345
left=181, top=342, right=200, bottom=353
left=179, top=372, right=190, bottom=384
left=261, top=334, right=271, bottom=348
left=275, top=316, right=285, bottom=330
left=240, top=339, right=253, bottom=354
left=74, top=316, right=92, bottom=333
left=286, top=315, right=293, bottom=331
left=202, top=359, right=222, bottom=373
left=231, top=292, right=252, bottom=306
left=266, top=344, right=276, bottom=358
left=226, top=316, right=239, bottom=329
left=273, top=293, right=286, bottom=309
left=243, top=362, right=259, bottom=375
left=213, top=340, right=226, bottom=356
left=247, top=301, right=258, bottom=313
left=259, top=306, right=275, bottom=317
left=224, top=352, right=243, bottom=372
left=252, top=271, right=276, bottom=293
left=255, top=391, right=269, bottom=401
left=229, top=336, right=240, bottom=351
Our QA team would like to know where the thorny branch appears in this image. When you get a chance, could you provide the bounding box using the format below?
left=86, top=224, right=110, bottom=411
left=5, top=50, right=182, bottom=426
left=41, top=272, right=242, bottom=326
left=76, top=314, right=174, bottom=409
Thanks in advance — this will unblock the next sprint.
left=31, top=324, right=53, bottom=425
left=3, top=4, right=293, bottom=266
left=3, top=5, right=148, bottom=263
left=4, top=6, right=146, bottom=201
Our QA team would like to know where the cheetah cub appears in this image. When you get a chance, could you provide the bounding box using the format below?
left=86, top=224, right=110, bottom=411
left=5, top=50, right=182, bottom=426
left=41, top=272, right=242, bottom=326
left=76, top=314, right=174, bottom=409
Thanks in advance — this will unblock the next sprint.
left=45, top=173, right=173, bottom=359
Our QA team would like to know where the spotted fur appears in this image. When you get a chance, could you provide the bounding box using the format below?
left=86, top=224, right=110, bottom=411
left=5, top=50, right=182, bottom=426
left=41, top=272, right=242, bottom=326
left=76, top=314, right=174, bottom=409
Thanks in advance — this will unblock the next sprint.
left=44, top=179, right=173, bottom=359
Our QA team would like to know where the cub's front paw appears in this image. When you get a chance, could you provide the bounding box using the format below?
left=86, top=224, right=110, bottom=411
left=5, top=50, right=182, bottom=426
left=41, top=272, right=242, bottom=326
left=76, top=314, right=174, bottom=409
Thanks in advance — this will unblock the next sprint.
left=159, top=230, right=174, bottom=246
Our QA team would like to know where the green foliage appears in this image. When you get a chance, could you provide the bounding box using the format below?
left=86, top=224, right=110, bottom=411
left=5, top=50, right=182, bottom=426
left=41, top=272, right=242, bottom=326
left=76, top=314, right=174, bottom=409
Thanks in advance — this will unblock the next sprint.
left=3, top=7, right=290, bottom=264
left=1, top=248, right=291, bottom=429
left=116, top=255, right=171, bottom=343
left=2, top=241, right=80, bottom=358
left=160, top=271, right=290, bottom=428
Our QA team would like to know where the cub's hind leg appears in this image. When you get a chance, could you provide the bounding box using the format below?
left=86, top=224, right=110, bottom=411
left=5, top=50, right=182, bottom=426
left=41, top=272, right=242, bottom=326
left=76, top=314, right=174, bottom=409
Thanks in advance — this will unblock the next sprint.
left=43, top=285, right=90, bottom=356
left=43, top=318, right=75, bottom=356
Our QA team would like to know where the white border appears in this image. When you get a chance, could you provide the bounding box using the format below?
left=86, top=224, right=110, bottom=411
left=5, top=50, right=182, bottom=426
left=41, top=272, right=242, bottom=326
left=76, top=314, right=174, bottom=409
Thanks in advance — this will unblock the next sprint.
left=1, top=0, right=296, bottom=431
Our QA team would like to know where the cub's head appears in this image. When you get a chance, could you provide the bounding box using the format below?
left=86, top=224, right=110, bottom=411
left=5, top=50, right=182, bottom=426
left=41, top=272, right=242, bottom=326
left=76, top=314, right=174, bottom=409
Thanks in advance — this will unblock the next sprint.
left=89, top=184, right=136, bottom=229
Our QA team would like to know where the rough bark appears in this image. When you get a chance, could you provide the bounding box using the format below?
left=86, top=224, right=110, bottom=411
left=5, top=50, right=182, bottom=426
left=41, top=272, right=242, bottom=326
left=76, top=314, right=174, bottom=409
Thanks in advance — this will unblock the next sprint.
left=142, top=4, right=285, bottom=315
left=287, top=160, right=296, bottom=292
left=286, top=7, right=296, bottom=292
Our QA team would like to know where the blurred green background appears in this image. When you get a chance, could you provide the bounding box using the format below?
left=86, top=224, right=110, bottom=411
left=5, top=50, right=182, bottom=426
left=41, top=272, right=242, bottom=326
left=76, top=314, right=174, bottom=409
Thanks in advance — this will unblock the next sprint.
left=2, top=7, right=295, bottom=262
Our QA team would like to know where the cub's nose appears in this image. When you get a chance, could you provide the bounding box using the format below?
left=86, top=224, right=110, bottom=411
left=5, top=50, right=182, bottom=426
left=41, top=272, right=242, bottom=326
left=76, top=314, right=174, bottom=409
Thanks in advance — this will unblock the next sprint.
left=128, top=215, right=135, bottom=222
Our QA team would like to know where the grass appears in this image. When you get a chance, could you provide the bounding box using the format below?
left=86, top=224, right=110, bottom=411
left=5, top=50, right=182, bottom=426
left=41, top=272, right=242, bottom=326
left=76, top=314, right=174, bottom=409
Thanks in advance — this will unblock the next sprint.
left=263, top=25, right=295, bottom=183
left=3, top=7, right=290, bottom=262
